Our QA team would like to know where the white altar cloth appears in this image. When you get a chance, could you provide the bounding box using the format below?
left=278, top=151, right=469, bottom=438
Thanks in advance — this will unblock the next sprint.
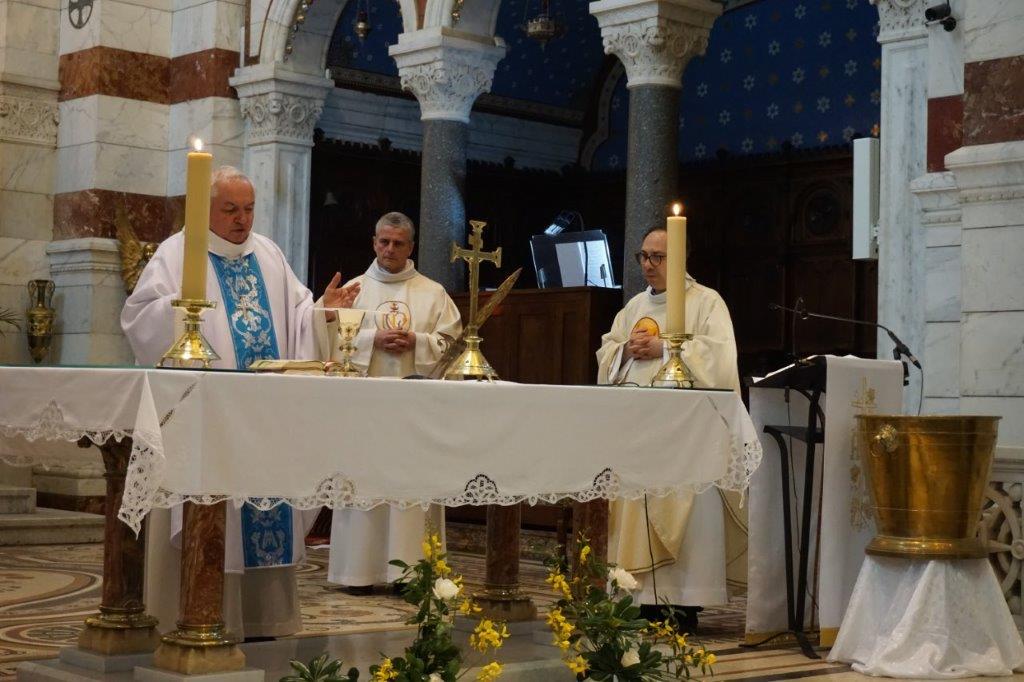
left=0, top=367, right=761, bottom=532
left=828, top=555, right=1024, bottom=677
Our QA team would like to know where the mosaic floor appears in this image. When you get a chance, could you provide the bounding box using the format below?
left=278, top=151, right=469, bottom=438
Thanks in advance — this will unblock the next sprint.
left=2, top=542, right=1022, bottom=680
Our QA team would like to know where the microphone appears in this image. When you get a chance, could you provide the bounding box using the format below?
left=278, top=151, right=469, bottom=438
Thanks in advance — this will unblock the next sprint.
left=769, top=301, right=921, bottom=376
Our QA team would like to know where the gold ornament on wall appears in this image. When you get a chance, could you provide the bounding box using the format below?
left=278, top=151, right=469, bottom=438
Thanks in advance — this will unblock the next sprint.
left=26, top=279, right=55, bottom=364
left=115, top=204, right=157, bottom=294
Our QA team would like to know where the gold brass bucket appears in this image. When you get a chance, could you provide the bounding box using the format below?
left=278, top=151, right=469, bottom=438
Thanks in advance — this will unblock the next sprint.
left=856, top=415, right=1000, bottom=559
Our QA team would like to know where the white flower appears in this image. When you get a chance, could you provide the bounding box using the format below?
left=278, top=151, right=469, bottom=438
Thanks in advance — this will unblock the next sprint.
left=432, top=578, right=461, bottom=600
left=816, top=96, right=831, bottom=113
left=696, top=82, right=709, bottom=97
left=718, top=109, right=731, bottom=125
left=429, top=675, right=444, bottom=682
left=768, top=40, right=781, bottom=55
left=609, top=566, right=638, bottom=590
left=694, top=143, right=706, bottom=158
left=741, top=137, right=754, bottom=152
left=766, top=103, right=779, bottom=119
left=743, top=75, right=755, bottom=90
left=744, top=14, right=757, bottom=30
left=844, top=59, right=857, bottom=76
left=818, top=31, right=832, bottom=47
left=792, top=67, right=805, bottom=84
left=842, top=126, right=856, bottom=142
left=794, top=3, right=806, bottom=19
left=621, top=648, right=641, bottom=667
left=720, top=48, right=732, bottom=63
left=791, top=132, right=804, bottom=147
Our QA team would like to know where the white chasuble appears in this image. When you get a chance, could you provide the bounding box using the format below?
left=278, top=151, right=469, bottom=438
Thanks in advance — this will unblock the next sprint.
left=122, top=230, right=318, bottom=637
left=315, top=260, right=461, bottom=587
left=597, top=280, right=741, bottom=606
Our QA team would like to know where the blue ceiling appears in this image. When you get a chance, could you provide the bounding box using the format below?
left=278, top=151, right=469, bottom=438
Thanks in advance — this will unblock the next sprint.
left=327, top=0, right=882, bottom=167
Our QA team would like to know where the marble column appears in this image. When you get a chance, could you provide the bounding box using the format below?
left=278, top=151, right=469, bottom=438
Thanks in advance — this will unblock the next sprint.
left=391, top=30, right=505, bottom=292
left=590, top=0, right=720, bottom=299
left=870, top=0, right=929, bottom=413
left=230, top=63, right=332, bottom=284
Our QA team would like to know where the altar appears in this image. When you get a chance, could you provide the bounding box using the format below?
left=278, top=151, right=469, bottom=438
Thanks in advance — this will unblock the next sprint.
left=0, top=365, right=761, bottom=676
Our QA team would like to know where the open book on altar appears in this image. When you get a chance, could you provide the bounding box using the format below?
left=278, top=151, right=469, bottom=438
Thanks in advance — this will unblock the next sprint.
left=248, top=359, right=343, bottom=375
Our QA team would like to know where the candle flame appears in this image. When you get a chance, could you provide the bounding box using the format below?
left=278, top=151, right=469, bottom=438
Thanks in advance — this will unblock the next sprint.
left=192, top=138, right=204, bottom=152
left=672, top=202, right=683, bottom=216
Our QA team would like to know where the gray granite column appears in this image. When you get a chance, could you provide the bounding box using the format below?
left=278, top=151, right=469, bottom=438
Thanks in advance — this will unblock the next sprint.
left=591, top=0, right=721, bottom=299
left=391, top=32, right=505, bottom=292
left=625, top=86, right=681, bottom=297
left=419, top=120, right=469, bottom=292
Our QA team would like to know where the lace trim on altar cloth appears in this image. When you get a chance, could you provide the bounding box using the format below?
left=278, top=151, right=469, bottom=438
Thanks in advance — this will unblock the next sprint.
left=0, top=400, right=133, bottom=468
left=116, top=435, right=764, bottom=534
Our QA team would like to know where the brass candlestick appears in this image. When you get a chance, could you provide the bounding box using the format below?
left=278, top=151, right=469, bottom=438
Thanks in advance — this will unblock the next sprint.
left=650, top=332, right=694, bottom=389
left=159, top=299, right=220, bottom=368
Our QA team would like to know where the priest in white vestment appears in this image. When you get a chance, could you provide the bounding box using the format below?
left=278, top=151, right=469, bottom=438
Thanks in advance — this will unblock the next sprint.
left=315, top=212, right=462, bottom=592
left=597, top=226, right=740, bottom=628
left=121, top=166, right=359, bottom=638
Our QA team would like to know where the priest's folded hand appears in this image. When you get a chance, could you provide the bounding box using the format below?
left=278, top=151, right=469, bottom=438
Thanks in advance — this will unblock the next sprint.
left=626, top=330, right=663, bottom=361
left=375, top=328, right=415, bottom=354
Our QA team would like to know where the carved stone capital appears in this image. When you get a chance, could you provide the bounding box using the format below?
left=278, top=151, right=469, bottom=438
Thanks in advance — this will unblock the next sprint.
left=0, top=88, right=59, bottom=147
left=871, top=0, right=928, bottom=44
left=390, top=31, right=506, bottom=123
left=590, top=0, right=720, bottom=89
left=230, top=65, right=332, bottom=146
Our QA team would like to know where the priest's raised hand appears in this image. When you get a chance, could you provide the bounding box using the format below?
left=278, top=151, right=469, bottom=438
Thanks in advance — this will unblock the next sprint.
left=321, top=271, right=361, bottom=322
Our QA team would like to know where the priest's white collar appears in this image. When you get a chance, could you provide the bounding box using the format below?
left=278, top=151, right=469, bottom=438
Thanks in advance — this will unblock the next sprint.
left=208, top=231, right=255, bottom=260
left=647, top=273, right=695, bottom=300
left=367, top=259, right=418, bottom=283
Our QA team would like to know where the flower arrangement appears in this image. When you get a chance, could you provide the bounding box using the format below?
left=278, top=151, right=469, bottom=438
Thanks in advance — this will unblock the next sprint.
left=282, top=653, right=360, bottom=682
left=544, top=539, right=716, bottom=681
left=369, top=533, right=508, bottom=682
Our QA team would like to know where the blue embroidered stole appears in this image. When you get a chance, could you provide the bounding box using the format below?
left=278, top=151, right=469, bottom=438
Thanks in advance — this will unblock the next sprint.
left=210, top=251, right=293, bottom=568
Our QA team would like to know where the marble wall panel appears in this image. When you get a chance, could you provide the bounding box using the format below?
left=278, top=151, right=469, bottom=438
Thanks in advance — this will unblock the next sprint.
left=927, top=96, right=963, bottom=173
left=0, top=189, right=54, bottom=241
left=964, top=56, right=1024, bottom=146
left=58, top=95, right=169, bottom=149
left=963, top=0, right=1024, bottom=64
left=961, top=225, right=1024, bottom=312
left=0, top=142, right=56, bottom=193
left=53, top=283, right=126, bottom=335
left=169, top=48, right=239, bottom=103
left=59, top=46, right=170, bottom=103
left=167, top=97, right=243, bottom=153
left=51, top=331, right=132, bottom=364
left=923, top=321, right=960, bottom=398
left=2, top=1, right=59, bottom=55
left=0, top=236, right=50, bottom=286
left=924, top=244, right=960, bottom=322
left=927, top=0, right=964, bottom=99
left=170, top=1, right=243, bottom=57
left=56, top=141, right=167, bottom=195
left=960, top=311, right=1024, bottom=397
left=58, top=0, right=171, bottom=57
left=53, top=188, right=180, bottom=241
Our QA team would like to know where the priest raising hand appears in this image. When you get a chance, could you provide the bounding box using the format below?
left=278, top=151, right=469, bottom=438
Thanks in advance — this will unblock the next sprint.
left=321, top=271, right=361, bottom=321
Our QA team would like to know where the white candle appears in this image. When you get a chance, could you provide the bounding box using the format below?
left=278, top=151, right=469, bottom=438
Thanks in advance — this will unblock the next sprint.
left=665, top=202, right=686, bottom=335
left=181, top=138, right=212, bottom=301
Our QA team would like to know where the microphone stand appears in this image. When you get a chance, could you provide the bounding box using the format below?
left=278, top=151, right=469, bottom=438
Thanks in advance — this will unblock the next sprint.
left=770, top=302, right=920, bottom=386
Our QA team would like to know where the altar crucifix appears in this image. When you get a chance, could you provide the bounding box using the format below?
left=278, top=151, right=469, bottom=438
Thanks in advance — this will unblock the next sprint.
left=444, top=220, right=503, bottom=381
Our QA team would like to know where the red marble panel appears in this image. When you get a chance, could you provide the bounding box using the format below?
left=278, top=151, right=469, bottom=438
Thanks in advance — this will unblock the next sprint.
left=169, top=49, right=240, bottom=104
left=54, top=189, right=181, bottom=242
left=59, top=47, right=170, bottom=104
left=964, top=56, right=1024, bottom=146
left=927, top=95, right=963, bottom=172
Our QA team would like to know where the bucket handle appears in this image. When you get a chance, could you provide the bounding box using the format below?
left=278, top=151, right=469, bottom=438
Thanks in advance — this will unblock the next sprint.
left=870, top=424, right=899, bottom=457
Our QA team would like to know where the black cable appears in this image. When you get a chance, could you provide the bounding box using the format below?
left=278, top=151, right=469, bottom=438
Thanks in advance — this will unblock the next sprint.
left=643, top=494, right=660, bottom=612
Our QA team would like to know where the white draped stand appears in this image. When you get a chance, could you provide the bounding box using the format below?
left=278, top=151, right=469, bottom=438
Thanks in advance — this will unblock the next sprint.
left=828, top=556, right=1024, bottom=677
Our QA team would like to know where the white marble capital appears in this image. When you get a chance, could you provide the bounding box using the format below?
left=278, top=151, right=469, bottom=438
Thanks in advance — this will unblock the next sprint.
left=230, top=63, right=333, bottom=147
left=589, top=0, right=720, bottom=89
left=390, top=27, right=506, bottom=124
left=911, top=171, right=962, bottom=237
left=871, top=0, right=928, bottom=44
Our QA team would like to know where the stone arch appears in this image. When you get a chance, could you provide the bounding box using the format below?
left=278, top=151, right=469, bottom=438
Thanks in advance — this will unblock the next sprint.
left=422, top=0, right=502, bottom=34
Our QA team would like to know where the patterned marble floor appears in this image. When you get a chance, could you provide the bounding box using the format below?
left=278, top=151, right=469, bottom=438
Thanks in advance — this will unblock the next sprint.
left=2, top=542, right=1022, bottom=680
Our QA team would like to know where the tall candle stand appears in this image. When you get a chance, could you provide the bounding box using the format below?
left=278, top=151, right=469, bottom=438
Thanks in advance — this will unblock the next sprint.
left=159, top=299, right=220, bottom=368
left=650, top=332, right=694, bottom=389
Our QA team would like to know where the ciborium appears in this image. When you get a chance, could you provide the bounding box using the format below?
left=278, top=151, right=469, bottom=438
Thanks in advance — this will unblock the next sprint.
left=328, top=308, right=365, bottom=377
left=857, top=414, right=1000, bottom=559
left=26, top=278, right=55, bottom=364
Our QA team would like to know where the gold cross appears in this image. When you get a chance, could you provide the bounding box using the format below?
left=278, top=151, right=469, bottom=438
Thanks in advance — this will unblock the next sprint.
left=451, top=220, right=501, bottom=329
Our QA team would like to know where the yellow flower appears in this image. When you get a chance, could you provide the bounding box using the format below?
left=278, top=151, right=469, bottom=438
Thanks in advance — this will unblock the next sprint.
left=434, top=559, right=451, bottom=575
left=684, top=654, right=693, bottom=666
left=422, top=540, right=434, bottom=560
left=579, top=545, right=591, bottom=563
left=458, top=598, right=482, bottom=615
left=476, top=661, right=503, bottom=682
left=469, top=619, right=510, bottom=652
left=545, top=570, right=572, bottom=600
left=372, top=658, right=398, bottom=681
left=565, top=655, right=588, bottom=675
left=675, top=634, right=687, bottom=649
left=705, top=653, right=717, bottom=666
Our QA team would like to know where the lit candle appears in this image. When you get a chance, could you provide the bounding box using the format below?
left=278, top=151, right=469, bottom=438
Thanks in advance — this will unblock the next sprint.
left=665, top=202, right=687, bottom=335
left=181, top=138, right=212, bottom=301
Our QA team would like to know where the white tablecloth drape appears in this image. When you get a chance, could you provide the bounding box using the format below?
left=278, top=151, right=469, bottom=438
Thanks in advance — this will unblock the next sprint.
left=0, top=367, right=762, bottom=533
left=829, top=556, right=1024, bottom=677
